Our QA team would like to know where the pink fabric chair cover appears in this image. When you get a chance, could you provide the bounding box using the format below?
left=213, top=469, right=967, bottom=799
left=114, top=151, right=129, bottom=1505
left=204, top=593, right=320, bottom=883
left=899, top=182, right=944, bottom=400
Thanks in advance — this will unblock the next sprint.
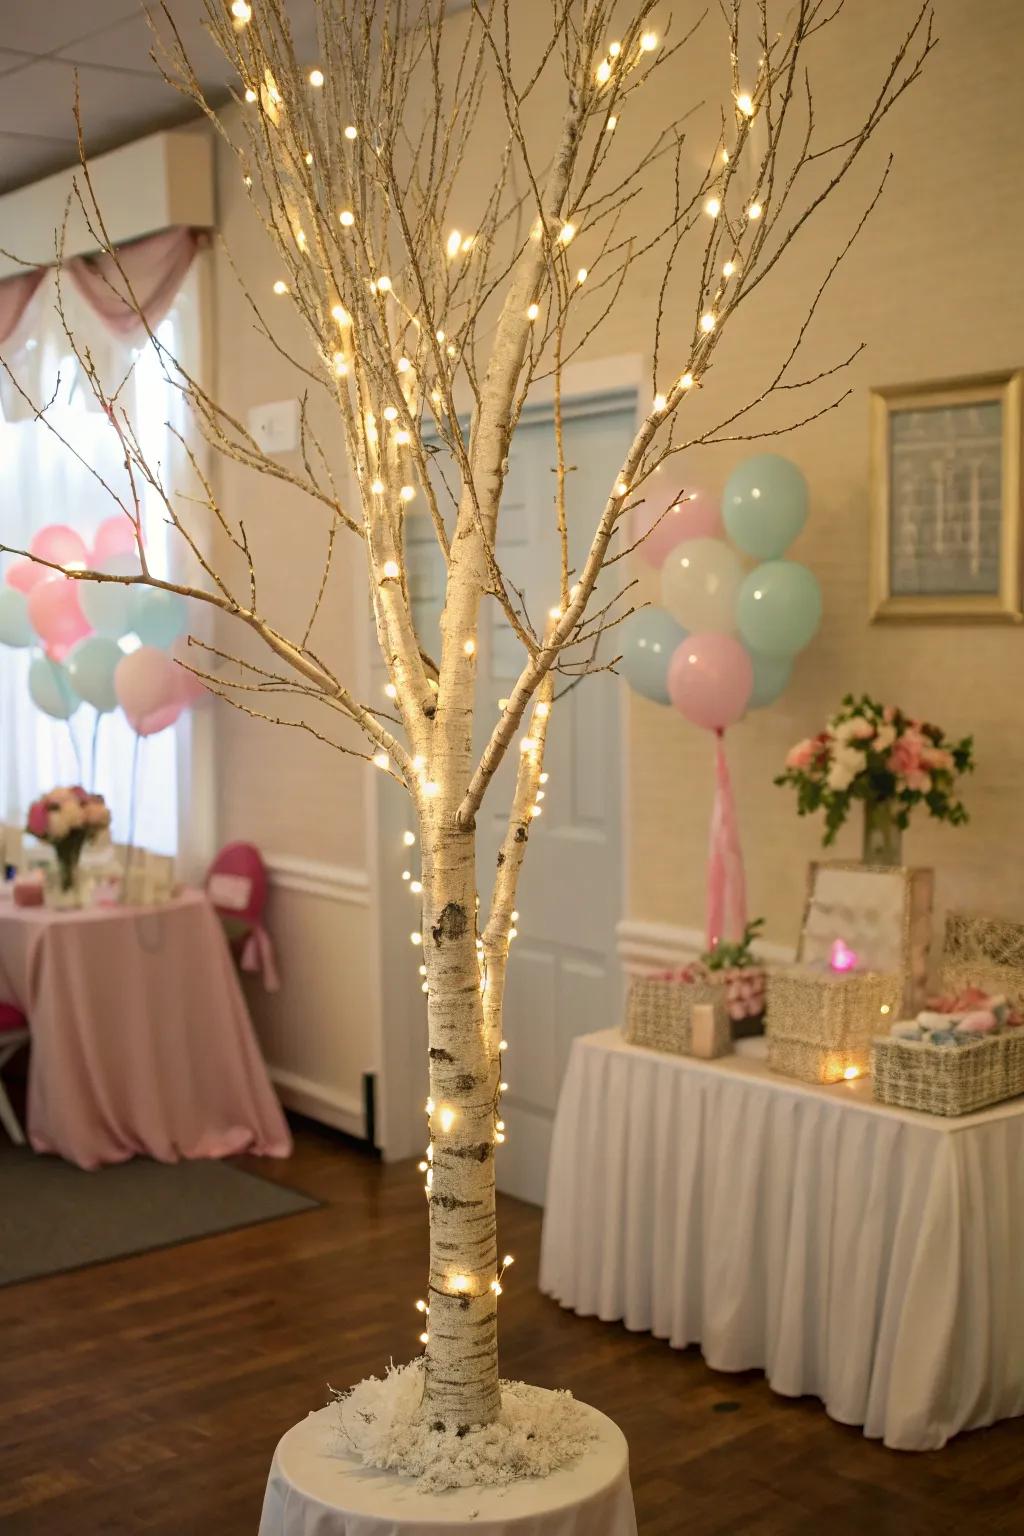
left=67, top=227, right=202, bottom=344
left=0, top=1001, right=28, bottom=1033
left=206, top=843, right=280, bottom=993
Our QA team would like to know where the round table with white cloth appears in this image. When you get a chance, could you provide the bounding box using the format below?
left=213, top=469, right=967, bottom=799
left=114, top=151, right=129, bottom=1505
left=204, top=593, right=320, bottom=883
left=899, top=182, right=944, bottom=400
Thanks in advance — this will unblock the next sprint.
left=540, top=1028, right=1024, bottom=1452
left=258, top=1403, right=638, bottom=1536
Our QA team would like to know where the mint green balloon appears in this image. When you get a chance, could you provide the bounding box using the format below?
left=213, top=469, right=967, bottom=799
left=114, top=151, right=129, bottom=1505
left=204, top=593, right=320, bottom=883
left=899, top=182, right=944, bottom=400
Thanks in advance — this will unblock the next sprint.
left=132, top=587, right=187, bottom=649
left=723, top=454, right=808, bottom=560
left=79, top=554, right=137, bottom=638
left=619, top=607, right=687, bottom=705
left=28, top=655, right=80, bottom=720
left=746, top=648, right=792, bottom=709
left=66, top=636, right=123, bottom=713
left=736, top=561, right=821, bottom=658
left=0, top=586, right=33, bottom=647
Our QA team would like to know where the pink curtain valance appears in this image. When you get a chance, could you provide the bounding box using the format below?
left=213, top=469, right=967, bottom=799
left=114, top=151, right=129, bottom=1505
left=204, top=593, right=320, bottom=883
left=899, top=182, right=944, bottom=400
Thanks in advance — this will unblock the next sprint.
left=67, top=227, right=203, bottom=345
left=0, top=269, right=47, bottom=346
left=0, top=227, right=203, bottom=350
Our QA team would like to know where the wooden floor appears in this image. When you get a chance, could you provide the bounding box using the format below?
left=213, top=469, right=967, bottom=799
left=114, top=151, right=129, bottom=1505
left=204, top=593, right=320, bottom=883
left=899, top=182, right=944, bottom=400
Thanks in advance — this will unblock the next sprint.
left=1, top=1121, right=1022, bottom=1535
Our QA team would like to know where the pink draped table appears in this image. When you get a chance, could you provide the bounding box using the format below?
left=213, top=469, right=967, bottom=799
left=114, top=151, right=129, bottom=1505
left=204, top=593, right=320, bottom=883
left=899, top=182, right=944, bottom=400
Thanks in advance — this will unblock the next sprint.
left=0, top=888, right=291, bottom=1170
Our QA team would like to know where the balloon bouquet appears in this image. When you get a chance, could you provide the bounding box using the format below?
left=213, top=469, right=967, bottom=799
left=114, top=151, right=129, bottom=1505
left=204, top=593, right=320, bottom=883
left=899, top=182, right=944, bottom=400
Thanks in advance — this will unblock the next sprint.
left=621, top=453, right=821, bottom=949
left=0, top=517, right=200, bottom=798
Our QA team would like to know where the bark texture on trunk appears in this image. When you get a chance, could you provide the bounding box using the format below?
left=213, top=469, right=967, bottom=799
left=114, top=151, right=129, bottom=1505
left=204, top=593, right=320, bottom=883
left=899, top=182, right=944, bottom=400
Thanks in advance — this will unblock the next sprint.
left=420, top=817, right=501, bottom=1428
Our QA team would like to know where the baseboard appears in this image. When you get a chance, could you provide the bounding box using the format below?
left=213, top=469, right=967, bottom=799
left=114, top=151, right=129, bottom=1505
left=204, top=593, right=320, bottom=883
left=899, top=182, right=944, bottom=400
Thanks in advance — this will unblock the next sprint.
left=269, top=1067, right=367, bottom=1139
left=264, top=855, right=371, bottom=906
left=617, top=917, right=795, bottom=973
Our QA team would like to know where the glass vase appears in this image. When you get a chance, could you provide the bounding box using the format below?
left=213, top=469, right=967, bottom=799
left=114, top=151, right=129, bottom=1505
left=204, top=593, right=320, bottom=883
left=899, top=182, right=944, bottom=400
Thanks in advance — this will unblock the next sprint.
left=861, top=801, right=902, bottom=867
left=49, top=846, right=84, bottom=909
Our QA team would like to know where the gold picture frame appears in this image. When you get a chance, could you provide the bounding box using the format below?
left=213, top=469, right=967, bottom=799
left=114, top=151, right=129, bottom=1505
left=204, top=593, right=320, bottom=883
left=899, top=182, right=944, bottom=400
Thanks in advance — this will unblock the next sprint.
left=869, top=370, right=1023, bottom=622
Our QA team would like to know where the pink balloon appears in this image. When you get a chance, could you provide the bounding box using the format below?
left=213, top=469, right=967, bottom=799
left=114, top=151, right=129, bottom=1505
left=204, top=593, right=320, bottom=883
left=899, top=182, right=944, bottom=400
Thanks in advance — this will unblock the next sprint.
left=667, top=632, right=753, bottom=732
left=633, top=491, right=723, bottom=569
left=115, top=646, right=184, bottom=736
left=27, top=576, right=91, bottom=651
left=5, top=558, right=48, bottom=594
left=91, top=516, right=140, bottom=565
left=173, top=662, right=208, bottom=708
left=30, top=524, right=88, bottom=569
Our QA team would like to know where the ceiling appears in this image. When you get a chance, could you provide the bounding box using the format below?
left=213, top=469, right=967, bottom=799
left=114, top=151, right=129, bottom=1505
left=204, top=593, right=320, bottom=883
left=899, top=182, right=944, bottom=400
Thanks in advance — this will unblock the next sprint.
left=0, top=0, right=469, bottom=197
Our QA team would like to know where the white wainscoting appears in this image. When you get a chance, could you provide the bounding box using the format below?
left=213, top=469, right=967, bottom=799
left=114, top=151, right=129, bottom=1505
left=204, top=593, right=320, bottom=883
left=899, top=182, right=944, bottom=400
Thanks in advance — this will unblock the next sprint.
left=617, top=918, right=796, bottom=975
left=245, top=855, right=378, bottom=1142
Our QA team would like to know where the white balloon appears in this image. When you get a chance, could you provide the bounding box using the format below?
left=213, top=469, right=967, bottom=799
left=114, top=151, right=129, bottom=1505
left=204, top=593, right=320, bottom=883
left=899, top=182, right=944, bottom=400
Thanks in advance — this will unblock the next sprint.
left=660, top=537, right=744, bottom=634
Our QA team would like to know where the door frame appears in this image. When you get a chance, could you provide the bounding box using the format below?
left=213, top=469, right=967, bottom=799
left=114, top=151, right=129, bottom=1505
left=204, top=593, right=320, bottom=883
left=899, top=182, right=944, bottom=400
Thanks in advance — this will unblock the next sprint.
left=368, top=353, right=647, bottom=1161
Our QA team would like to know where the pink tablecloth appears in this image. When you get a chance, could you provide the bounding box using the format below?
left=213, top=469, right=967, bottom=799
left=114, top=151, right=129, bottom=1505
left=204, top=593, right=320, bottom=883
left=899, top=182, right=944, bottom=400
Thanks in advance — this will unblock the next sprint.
left=0, top=888, right=291, bottom=1170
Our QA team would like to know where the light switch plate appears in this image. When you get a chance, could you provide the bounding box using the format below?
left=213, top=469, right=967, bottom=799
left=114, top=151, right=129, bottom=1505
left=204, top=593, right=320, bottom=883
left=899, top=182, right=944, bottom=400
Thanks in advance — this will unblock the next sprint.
left=247, top=398, right=301, bottom=456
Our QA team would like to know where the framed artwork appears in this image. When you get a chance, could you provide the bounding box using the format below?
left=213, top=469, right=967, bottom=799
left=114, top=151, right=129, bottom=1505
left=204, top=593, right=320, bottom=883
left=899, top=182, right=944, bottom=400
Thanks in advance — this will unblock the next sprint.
left=869, top=370, right=1023, bottom=622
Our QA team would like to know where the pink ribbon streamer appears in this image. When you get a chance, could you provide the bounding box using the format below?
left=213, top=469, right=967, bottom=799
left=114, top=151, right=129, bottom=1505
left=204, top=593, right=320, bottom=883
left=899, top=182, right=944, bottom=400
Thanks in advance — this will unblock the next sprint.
left=240, top=925, right=281, bottom=994
left=705, top=729, right=748, bottom=951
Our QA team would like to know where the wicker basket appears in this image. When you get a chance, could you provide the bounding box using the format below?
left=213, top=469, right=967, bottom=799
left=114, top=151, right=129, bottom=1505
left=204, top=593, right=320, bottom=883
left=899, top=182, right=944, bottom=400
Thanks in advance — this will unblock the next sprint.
left=766, top=966, right=903, bottom=1084
left=941, top=911, right=1024, bottom=1006
left=872, top=1030, right=1024, bottom=1116
left=625, top=976, right=731, bottom=1058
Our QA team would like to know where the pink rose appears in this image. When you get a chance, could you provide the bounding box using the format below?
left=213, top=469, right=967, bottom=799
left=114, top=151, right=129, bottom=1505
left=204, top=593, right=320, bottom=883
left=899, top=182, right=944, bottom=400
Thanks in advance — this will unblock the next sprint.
left=888, top=730, right=924, bottom=778
left=785, top=738, right=816, bottom=770
left=904, top=768, right=931, bottom=793
left=27, top=801, right=49, bottom=838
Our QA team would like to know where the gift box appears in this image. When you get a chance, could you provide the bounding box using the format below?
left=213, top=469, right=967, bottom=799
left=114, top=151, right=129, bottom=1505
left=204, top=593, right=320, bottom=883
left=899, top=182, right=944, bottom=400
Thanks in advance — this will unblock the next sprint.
left=766, top=966, right=903, bottom=1084
left=941, top=911, right=1024, bottom=1006
left=625, top=974, right=731, bottom=1058
left=797, top=862, right=933, bottom=1019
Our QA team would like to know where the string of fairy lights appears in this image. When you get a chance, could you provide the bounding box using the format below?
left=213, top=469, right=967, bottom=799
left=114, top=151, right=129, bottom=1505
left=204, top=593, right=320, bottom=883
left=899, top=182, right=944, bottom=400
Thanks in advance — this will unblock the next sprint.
left=226, top=0, right=765, bottom=1354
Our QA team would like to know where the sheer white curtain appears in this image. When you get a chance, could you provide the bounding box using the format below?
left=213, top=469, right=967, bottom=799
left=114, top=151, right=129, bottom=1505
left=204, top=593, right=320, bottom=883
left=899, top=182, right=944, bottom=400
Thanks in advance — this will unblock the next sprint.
left=0, top=265, right=212, bottom=869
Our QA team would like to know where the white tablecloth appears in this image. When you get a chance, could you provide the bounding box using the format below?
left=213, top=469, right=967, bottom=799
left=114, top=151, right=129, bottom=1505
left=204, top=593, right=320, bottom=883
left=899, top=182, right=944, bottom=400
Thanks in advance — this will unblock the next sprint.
left=258, top=1404, right=637, bottom=1536
left=540, top=1029, right=1024, bottom=1451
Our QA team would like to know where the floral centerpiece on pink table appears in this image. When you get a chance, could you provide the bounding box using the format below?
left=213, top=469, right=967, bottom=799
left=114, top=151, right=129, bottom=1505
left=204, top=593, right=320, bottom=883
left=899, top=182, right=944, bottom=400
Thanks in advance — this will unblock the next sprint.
left=774, top=693, right=974, bottom=865
left=26, top=786, right=112, bottom=903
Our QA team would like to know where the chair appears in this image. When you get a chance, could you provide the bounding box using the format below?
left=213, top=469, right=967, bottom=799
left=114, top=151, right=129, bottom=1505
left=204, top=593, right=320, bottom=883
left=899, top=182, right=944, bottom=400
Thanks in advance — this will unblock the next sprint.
left=0, top=1002, right=29, bottom=1147
left=205, top=842, right=279, bottom=991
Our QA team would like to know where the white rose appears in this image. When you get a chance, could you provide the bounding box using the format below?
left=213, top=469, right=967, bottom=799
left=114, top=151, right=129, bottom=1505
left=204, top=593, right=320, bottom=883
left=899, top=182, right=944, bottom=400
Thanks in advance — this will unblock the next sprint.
left=874, top=724, right=896, bottom=751
left=827, top=745, right=862, bottom=792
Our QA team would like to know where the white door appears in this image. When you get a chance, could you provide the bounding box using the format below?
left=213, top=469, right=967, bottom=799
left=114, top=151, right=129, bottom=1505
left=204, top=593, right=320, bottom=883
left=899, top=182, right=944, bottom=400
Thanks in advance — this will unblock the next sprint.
left=374, top=390, right=634, bottom=1203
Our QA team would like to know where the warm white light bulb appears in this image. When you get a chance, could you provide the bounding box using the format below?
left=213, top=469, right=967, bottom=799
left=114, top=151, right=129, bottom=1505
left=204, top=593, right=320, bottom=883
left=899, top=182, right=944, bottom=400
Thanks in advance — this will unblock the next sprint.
left=748, top=201, right=762, bottom=220
left=396, top=428, right=411, bottom=446
left=372, top=480, right=386, bottom=497
left=331, top=303, right=350, bottom=325
left=403, top=830, right=416, bottom=846
left=384, top=682, right=398, bottom=700
left=736, top=91, right=754, bottom=117
left=400, top=484, right=416, bottom=502
left=606, top=115, right=617, bottom=132
left=558, top=223, right=576, bottom=244
left=373, top=751, right=389, bottom=770
left=272, top=279, right=288, bottom=295
left=640, top=31, right=658, bottom=51
left=377, top=275, right=392, bottom=293
left=704, top=196, right=721, bottom=218
left=609, top=41, right=621, bottom=58
left=331, top=352, right=347, bottom=377
left=423, top=780, right=440, bottom=798
left=244, top=87, right=258, bottom=102
left=653, top=393, right=667, bottom=413
left=596, top=59, right=612, bottom=84
left=383, top=558, right=400, bottom=577
left=308, top=67, right=324, bottom=87
left=615, top=480, right=629, bottom=496
left=700, top=313, right=716, bottom=333
left=439, top=1107, right=456, bottom=1133
left=503, top=1254, right=514, bottom=1267
left=411, top=931, right=423, bottom=946
left=527, top=302, right=540, bottom=321
left=410, top=880, right=422, bottom=895
left=491, top=1280, right=503, bottom=1294
left=344, top=124, right=358, bottom=140
left=452, top=1274, right=470, bottom=1292
left=680, top=371, right=694, bottom=389
left=231, top=0, right=252, bottom=20
left=576, top=267, right=588, bottom=285
left=722, top=260, right=736, bottom=278
left=464, top=638, right=476, bottom=655
left=339, top=209, right=354, bottom=227
left=383, top=405, right=399, bottom=422
left=530, top=805, right=543, bottom=818
left=446, top=229, right=462, bottom=258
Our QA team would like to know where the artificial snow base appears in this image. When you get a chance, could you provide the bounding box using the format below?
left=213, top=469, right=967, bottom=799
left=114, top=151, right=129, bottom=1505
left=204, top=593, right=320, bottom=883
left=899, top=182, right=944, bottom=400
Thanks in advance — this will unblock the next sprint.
left=332, top=1360, right=595, bottom=1492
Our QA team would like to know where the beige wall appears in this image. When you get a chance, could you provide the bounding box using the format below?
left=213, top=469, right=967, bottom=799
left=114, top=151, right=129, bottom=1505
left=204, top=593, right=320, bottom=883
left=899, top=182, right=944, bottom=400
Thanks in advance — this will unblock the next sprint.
left=207, top=0, right=1024, bottom=1079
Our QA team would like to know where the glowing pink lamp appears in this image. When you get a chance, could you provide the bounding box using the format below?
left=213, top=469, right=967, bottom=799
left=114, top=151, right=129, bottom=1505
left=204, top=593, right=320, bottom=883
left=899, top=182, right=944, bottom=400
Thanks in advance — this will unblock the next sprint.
left=829, top=938, right=858, bottom=974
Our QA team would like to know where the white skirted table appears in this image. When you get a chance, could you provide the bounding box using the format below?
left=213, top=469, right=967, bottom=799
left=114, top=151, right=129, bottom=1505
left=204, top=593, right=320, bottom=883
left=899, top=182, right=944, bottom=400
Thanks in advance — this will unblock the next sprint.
left=540, top=1028, right=1024, bottom=1452
left=259, top=1404, right=637, bottom=1536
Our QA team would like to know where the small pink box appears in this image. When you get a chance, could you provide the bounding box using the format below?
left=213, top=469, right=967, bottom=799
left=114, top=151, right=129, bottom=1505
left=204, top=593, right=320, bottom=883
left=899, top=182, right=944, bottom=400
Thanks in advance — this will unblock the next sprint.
left=13, top=877, right=44, bottom=908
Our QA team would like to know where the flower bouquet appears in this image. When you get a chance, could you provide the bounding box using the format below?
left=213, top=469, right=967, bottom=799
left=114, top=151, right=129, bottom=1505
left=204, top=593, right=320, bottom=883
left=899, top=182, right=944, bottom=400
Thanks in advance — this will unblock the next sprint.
left=26, top=786, right=112, bottom=906
left=702, top=918, right=767, bottom=1036
left=774, top=694, right=974, bottom=864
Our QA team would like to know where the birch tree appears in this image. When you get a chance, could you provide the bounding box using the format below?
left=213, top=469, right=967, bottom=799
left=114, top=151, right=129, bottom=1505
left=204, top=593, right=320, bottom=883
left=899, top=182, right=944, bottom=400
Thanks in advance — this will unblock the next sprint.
left=2, top=0, right=933, bottom=1431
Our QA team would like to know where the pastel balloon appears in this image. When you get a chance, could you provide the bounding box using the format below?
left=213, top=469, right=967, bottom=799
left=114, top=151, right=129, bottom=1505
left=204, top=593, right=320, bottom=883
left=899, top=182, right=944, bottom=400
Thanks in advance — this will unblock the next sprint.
left=115, top=646, right=184, bottom=736
left=0, top=587, right=34, bottom=648
left=172, top=660, right=209, bottom=708
left=667, top=632, right=753, bottom=732
left=5, top=559, right=48, bottom=594
left=634, top=490, right=723, bottom=569
left=618, top=607, right=687, bottom=705
left=131, top=587, right=187, bottom=649
left=91, top=516, right=139, bottom=565
left=746, top=648, right=793, bottom=710
left=66, top=636, right=123, bottom=713
left=723, top=454, right=808, bottom=560
left=28, top=655, right=80, bottom=720
left=661, top=537, right=743, bottom=634
left=27, top=576, right=91, bottom=652
left=29, top=524, right=88, bottom=570
left=79, top=555, right=138, bottom=638
left=736, top=561, right=822, bottom=658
